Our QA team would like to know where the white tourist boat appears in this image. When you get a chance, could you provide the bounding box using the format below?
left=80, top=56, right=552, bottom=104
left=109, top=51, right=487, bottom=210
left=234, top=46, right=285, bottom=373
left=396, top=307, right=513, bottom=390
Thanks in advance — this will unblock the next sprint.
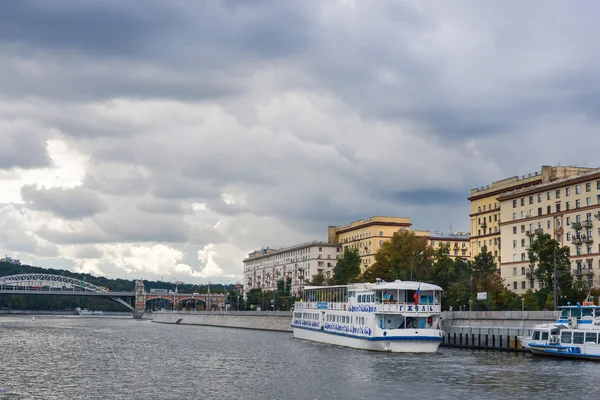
left=521, top=301, right=600, bottom=360
left=291, top=280, right=444, bottom=353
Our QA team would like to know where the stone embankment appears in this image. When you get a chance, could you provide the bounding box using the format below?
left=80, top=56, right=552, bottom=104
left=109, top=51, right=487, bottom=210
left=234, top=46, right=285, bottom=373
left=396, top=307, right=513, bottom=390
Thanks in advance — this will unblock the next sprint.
left=150, top=309, right=560, bottom=351
left=151, top=310, right=293, bottom=332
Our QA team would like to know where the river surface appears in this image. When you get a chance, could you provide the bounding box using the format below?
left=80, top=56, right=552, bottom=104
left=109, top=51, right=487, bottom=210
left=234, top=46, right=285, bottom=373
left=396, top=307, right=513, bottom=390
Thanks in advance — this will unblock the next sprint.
left=0, top=316, right=599, bottom=400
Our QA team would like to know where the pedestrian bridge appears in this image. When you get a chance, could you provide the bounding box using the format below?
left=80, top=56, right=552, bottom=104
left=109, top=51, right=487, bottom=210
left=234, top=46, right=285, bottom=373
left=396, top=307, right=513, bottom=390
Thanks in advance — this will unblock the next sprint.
left=0, top=273, right=136, bottom=311
left=0, top=274, right=227, bottom=317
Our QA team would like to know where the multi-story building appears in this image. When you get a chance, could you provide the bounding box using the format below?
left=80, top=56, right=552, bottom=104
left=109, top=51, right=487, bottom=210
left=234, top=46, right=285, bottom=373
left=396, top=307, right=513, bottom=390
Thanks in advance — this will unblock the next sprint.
left=499, top=168, right=600, bottom=294
left=469, top=165, right=594, bottom=267
left=428, top=232, right=471, bottom=259
left=327, top=216, right=412, bottom=271
left=243, top=241, right=340, bottom=297
left=412, top=230, right=470, bottom=259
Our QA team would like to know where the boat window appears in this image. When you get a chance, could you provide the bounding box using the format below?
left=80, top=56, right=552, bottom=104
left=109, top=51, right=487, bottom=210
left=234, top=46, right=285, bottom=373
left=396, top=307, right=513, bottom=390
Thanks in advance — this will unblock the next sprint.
left=585, top=332, right=598, bottom=344
left=571, top=309, right=582, bottom=318
left=560, top=309, right=569, bottom=319
left=573, top=332, right=585, bottom=344
left=596, top=309, right=600, bottom=318
left=561, top=331, right=572, bottom=344
left=541, top=332, right=549, bottom=341
left=532, top=331, right=541, bottom=340
left=582, top=308, right=594, bottom=318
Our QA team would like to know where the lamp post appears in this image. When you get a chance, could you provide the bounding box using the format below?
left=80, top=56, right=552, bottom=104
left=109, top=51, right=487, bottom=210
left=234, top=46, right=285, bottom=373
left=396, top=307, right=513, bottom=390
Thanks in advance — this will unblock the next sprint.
left=237, top=295, right=240, bottom=311
left=410, top=250, right=423, bottom=281
left=521, top=297, right=525, bottom=328
left=553, top=241, right=557, bottom=311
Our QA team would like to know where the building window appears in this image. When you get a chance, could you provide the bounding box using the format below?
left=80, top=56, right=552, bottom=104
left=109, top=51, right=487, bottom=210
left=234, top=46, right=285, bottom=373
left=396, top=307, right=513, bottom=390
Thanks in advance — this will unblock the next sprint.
left=513, top=240, right=517, bottom=248
left=521, top=253, right=526, bottom=261
left=513, top=199, right=517, bottom=208
left=577, top=246, right=582, bottom=255
left=586, top=197, right=591, bottom=206
left=556, top=203, right=561, bottom=213
left=379, top=231, right=383, bottom=236
left=521, top=198, right=525, bottom=206
left=431, top=241, right=435, bottom=246
left=494, top=214, right=498, bottom=222
left=566, top=232, right=571, bottom=240
left=566, top=216, right=571, bottom=225
left=547, top=220, right=551, bottom=229
left=521, top=211, right=525, bottom=218
left=513, top=282, right=518, bottom=290
left=547, top=205, right=551, bottom=215
left=588, top=244, right=593, bottom=254
left=521, top=239, right=526, bottom=247
left=513, top=254, right=517, bottom=261
left=529, top=196, right=534, bottom=204
left=521, top=266, right=526, bottom=275
left=513, top=213, right=516, bottom=220
left=538, top=207, right=542, bottom=216
left=537, top=194, right=542, bottom=203
left=478, top=206, right=481, bottom=212
left=576, top=199, right=581, bottom=209
left=586, top=182, right=591, bottom=192
left=566, top=201, right=570, bottom=210
left=556, top=189, right=561, bottom=199
left=576, top=185, right=581, bottom=194
left=513, top=226, right=517, bottom=234
left=513, top=267, right=517, bottom=276
left=566, top=187, right=571, bottom=196
left=521, top=281, right=526, bottom=289
left=521, top=225, right=525, bottom=233
left=547, top=192, right=551, bottom=201
left=530, top=280, right=534, bottom=289
left=379, top=240, right=383, bottom=246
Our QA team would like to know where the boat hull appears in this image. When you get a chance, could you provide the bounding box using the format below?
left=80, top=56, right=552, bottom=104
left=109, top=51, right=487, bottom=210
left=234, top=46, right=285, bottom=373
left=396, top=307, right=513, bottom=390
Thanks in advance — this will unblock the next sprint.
left=292, top=325, right=442, bottom=353
left=530, top=344, right=600, bottom=361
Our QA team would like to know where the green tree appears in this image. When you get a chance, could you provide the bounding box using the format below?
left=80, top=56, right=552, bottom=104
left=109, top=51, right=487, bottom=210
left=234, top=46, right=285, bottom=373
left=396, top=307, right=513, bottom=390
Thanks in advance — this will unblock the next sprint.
left=528, top=233, right=572, bottom=302
left=332, top=248, right=362, bottom=284
left=362, top=231, right=432, bottom=282
left=308, top=271, right=326, bottom=286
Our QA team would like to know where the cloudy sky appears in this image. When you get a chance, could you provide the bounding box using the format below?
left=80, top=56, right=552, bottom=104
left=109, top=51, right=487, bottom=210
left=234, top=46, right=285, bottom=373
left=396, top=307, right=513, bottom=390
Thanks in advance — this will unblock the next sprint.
left=1, top=0, right=599, bottom=284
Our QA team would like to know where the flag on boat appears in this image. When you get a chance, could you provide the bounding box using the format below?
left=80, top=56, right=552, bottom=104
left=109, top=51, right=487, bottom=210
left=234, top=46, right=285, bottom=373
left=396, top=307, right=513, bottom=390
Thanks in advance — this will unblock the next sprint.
left=413, top=282, right=421, bottom=305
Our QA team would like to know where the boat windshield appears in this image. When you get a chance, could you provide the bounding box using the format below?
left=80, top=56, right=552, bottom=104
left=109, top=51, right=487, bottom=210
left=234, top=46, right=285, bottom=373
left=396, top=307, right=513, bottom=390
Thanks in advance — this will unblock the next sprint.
left=571, top=308, right=582, bottom=318
left=560, top=309, right=569, bottom=318
left=582, top=308, right=594, bottom=318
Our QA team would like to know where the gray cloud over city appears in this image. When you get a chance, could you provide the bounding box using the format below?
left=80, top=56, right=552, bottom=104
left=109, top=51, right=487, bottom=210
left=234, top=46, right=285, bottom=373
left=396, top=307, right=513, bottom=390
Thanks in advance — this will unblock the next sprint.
left=1, top=0, right=600, bottom=283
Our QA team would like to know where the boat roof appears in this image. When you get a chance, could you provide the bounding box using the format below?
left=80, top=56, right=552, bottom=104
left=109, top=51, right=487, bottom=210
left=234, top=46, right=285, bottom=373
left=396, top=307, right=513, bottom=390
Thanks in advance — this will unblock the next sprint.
left=303, top=280, right=442, bottom=292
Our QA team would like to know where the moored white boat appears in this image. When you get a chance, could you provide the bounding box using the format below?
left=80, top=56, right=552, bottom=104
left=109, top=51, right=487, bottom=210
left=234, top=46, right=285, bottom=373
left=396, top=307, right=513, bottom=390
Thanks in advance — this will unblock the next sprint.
left=521, top=301, right=600, bottom=361
left=291, top=280, right=444, bottom=353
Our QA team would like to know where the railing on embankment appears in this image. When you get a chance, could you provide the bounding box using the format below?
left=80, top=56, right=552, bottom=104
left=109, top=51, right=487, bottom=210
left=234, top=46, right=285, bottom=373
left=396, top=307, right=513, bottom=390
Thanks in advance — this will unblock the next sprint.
left=440, top=310, right=560, bottom=352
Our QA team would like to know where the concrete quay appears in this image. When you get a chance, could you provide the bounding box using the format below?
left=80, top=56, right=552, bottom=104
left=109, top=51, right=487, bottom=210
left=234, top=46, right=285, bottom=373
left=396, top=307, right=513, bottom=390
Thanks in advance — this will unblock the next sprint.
left=151, top=310, right=293, bottom=332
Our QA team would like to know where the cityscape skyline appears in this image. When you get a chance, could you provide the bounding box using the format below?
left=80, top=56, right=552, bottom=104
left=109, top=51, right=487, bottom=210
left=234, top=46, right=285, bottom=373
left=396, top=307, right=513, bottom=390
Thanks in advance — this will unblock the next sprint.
left=2, top=1, right=600, bottom=283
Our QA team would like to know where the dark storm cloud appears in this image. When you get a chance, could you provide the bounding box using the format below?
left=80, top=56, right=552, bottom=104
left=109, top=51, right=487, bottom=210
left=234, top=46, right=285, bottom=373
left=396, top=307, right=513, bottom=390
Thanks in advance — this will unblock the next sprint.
left=0, top=131, right=50, bottom=169
left=21, top=185, right=108, bottom=219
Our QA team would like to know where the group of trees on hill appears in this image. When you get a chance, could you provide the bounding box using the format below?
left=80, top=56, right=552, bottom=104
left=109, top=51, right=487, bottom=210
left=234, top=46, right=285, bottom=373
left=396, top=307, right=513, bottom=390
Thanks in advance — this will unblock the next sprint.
left=0, top=262, right=239, bottom=311
left=305, top=230, right=597, bottom=311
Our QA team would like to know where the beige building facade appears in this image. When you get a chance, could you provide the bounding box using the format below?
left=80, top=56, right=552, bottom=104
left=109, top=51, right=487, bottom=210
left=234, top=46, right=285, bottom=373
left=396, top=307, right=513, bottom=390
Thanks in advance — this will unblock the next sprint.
left=469, top=166, right=594, bottom=268
left=243, top=241, right=341, bottom=297
left=499, top=168, right=600, bottom=294
left=328, top=216, right=412, bottom=271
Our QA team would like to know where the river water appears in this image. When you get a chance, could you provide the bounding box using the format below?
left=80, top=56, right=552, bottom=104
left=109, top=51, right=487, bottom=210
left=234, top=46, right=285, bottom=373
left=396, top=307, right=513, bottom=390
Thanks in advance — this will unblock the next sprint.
left=0, top=316, right=598, bottom=400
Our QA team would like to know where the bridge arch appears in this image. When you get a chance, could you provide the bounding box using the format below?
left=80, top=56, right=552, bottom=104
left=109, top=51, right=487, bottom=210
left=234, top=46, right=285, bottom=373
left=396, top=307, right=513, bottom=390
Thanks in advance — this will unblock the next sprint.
left=0, top=274, right=135, bottom=311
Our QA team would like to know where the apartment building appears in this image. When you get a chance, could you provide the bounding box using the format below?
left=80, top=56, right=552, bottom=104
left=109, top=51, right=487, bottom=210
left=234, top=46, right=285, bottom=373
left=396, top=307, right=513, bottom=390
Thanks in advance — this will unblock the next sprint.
left=499, top=168, right=600, bottom=294
left=429, top=232, right=471, bottom=259
left=243, top=241, right=341, bottom=297
left=469, top=165, right=594, bottom=267
left=327, top=216, right=412, bottom=271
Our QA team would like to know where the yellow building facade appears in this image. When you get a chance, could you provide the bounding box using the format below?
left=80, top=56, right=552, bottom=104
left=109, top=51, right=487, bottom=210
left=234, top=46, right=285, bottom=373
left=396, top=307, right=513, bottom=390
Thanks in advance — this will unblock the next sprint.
left=328, top=216, right=412, bottom=271
left=499, top=168, right=600, bottom=294
left=469, top=166, right=593, bottom=267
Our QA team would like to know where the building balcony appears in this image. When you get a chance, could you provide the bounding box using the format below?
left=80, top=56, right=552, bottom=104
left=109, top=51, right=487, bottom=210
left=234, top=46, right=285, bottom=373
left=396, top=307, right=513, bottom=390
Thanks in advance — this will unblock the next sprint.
left=572, top=222, right=582, bottom=230
left=534, top=228, right=544, bottom=235
left=574, top=269, right=584, bottom=277
left=571, top=237, right=583, bottom=245
left=583, top=236, right=594, bottom=244
left=582, top=220, right=593, bottom=228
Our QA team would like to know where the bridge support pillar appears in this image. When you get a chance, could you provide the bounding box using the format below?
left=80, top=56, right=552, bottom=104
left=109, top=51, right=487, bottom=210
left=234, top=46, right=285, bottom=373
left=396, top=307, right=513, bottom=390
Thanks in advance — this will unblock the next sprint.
left=134, top=279, right=146, bottom=318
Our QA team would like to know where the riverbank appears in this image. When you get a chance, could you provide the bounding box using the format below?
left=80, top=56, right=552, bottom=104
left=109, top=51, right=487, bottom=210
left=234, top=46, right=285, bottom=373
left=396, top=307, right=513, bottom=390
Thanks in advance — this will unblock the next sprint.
left=0, top=310, right=131, bottom=317
left=151, top=310, right=292, bottom=331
